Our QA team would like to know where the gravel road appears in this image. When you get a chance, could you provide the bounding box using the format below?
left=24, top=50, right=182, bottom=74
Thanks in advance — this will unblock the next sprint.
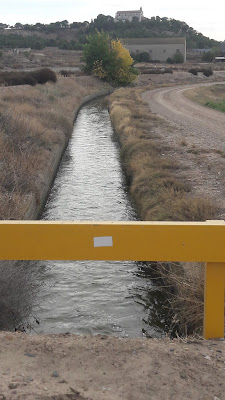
left=143, top=82, right=225, bottom=217
left=143, top=82, right=225, bottom=150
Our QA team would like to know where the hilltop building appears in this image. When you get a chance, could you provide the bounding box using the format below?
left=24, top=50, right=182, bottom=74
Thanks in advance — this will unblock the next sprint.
left=115, top=7, right=144, bottom=22
left=123, top=37, right=186, bottom=62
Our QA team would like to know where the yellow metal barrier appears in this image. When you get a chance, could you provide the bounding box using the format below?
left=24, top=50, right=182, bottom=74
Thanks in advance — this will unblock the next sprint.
left=0, top=220, right=224, bottom=339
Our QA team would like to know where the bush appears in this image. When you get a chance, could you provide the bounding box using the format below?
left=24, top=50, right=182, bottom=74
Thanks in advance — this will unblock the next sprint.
left=173, top=52, right=184, bottom=63
left=131, top=51, right=151, bottom=63
left=140, top=68, right=173, bottom=75
left=188, top=68, right=213, bottom=77
left=0, top=68, right=57, bottom=87
left=139, top=52, right=151, bottom=62
left=167, top=52, right=184, bottom=64
left=23, top=73, right=37, bottom=86
left=60, top=69, right=71, bottom=77
left=201, top=68, right=213, bottom=77
left=166, top=57, right=174, bottom=64
left=33, top=68, right=57, bottom=84
left=189, top=68, right=198, bottom=75
left=202, top=51, right=214, bottom=62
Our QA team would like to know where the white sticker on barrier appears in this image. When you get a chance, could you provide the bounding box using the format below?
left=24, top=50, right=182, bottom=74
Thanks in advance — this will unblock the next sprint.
left=93, top=236, right=113, bottom=248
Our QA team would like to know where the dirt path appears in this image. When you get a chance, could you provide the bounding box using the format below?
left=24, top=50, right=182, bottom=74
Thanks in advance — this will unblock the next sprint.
left=0, top=332, right=224, bottom=400
left=143, top=82, right=225, bottom=217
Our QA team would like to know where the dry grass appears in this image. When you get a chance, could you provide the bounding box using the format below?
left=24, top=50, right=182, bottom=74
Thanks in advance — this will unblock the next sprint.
left=109, top=87, right=218, bottom=336
left=0, top=76, right=106, bottom=220
left=109, top=88, right=217, bottom=222
left=156, top=262, right=204, bottom=336
left=0, top=260, right=41, bottom=331
left=184, top=84, right=225, bottom=106
left=0, top=76, right=107, bottom=329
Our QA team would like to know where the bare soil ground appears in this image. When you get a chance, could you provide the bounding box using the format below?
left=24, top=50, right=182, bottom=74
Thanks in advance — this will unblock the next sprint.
left=0, top=332, right=224, bottom=400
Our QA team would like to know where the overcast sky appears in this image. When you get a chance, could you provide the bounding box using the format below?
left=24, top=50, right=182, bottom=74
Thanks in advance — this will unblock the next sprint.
left=1, top=0, right=224, bottom=41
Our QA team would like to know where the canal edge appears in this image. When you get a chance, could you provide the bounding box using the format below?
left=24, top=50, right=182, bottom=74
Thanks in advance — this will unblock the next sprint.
left=23, top=87, right=115, bottom=220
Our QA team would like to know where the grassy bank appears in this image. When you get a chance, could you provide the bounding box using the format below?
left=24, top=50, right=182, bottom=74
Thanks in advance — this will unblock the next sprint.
left=109, top=88, right=216, bottom=222
left=0, top=76, right=107, bottom=219
left=184, top=83, right=225, bottom=111
left=205, top=100, right=225, bottom=112
left=0, top=75, right=108, bottom=330
left=109, top=87, right=217, bottom=335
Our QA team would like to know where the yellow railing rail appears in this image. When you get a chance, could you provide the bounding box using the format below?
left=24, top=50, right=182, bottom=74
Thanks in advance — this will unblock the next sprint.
left=0, top=220, right=224, bottom=340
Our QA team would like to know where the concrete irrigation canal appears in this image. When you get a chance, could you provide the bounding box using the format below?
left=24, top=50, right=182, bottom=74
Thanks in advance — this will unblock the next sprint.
left=34, top=97, right=167, bottom=338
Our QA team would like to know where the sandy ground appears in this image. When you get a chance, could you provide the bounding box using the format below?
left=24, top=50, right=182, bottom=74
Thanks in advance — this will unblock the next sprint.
left=0, top=332, right=224, bottom=400
left=142, top=79, right=225, bottom=218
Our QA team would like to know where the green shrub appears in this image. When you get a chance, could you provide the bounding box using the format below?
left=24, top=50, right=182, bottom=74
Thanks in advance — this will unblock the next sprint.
left=174, top=52, right=184, bottom=63
left=167, top=52, right=184, bottom=64
left=201, top=51, right=214, bottom=62
left=166, top=57, right=174, bottom=64
left=205, top=100, right=225, bottom=112
left=131, top=51, right=151, bottom=63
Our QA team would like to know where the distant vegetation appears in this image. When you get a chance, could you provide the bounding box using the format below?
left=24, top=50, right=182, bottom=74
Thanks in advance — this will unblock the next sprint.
left=188, top=67, right=213, bottom=77
left=201, top=49, right=222, bottom=62
left=0, top=15, right=220, bottom=50
left=0, top=33, right=83, bottom=50
left=0, top=68, right=57, bottom=86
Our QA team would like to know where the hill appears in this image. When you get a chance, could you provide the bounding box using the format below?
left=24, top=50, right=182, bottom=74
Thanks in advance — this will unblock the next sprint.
left=88, top=15, right=219, bottom=49
left=0, top=15, right=220, bottom=51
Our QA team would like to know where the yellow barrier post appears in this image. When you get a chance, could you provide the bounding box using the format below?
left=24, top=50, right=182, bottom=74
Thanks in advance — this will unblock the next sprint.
left=0, top=221, right=224, bottom=339
left=204, top=262, right=225, bottom=339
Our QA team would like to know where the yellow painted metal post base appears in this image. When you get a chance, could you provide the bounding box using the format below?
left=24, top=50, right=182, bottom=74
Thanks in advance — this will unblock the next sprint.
left=204, top=263, right=225, bottom=339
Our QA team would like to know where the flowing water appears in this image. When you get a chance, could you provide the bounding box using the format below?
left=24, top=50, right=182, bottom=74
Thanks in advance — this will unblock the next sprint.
left=34, top=98, right=167, bottom=338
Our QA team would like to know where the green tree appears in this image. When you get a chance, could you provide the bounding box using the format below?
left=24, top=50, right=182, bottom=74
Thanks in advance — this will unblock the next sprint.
left=82, top=30, right=137, bottom=85
left=14, top=22, right=23, bottom=29
left=201, top=48, right=220, bottom=62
